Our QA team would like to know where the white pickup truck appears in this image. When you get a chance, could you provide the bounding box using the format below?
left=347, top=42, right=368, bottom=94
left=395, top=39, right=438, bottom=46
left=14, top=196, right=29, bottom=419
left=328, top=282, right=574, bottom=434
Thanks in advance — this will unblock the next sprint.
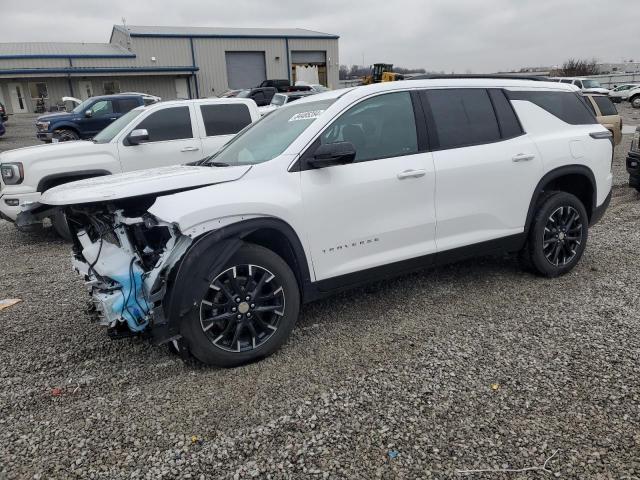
left=0, top=98, right=260, bottom=236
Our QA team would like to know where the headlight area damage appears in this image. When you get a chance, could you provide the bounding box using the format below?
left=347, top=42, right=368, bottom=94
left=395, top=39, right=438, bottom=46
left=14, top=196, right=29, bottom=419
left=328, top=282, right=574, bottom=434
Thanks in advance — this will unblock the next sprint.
left=63, top=200, right=192, bottom=342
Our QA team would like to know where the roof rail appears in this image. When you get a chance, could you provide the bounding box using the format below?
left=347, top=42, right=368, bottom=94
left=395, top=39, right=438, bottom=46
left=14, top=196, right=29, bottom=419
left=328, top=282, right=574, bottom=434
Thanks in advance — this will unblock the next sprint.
left=408, top=74, right=550, bottom=81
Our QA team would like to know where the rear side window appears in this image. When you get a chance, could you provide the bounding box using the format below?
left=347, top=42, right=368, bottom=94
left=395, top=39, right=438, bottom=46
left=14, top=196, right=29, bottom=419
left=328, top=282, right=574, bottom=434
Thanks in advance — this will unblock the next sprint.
left=200, top=104, right=252, bottom=136
left=422, top=88, right=501, bottom=149
left=593, top=96, right=618, bottom=116
left=117, top=98, right=141, bottom=113
left=488, top=89, right=524, bottom=139
left=506, top=90, right=597, bottom=125
left=134, top=106, right=193, bottom=142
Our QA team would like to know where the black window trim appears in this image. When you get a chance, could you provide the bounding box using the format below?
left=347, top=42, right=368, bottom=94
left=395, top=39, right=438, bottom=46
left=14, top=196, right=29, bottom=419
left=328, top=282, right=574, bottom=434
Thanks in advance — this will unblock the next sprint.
left=199, top=103, right=252, bottom=137
left=293, top=90, right=426, bottom=172
left=419, top=87, right=525, bottom=153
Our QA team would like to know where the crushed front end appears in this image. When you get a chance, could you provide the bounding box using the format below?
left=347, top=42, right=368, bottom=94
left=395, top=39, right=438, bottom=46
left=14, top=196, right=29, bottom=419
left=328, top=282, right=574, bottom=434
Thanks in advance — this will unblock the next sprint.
left=66, top=200, right=191, bottom=342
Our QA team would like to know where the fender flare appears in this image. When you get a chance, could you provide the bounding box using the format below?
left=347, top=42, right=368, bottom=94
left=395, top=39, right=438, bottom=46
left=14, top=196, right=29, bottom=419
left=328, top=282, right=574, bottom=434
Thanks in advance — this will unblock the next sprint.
left=523, top=164, right=597, bottom=235
left=163, top=217, right=312, bottom=337
left=37, top=169, right=112, bottom=192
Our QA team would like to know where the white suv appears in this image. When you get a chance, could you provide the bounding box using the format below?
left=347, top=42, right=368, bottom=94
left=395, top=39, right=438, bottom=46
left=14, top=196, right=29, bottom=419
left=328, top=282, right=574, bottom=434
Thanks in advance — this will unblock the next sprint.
left=551, top=77, right=610, bottom=94
left=33, top=79, right=613, bottom=366
left=0, top=98, right=260, bottom=236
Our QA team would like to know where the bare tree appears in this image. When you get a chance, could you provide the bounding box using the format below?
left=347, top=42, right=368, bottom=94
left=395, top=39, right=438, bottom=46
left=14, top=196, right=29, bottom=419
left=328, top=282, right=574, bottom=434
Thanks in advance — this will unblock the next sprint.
left=555, top=58, right=599, bottom=76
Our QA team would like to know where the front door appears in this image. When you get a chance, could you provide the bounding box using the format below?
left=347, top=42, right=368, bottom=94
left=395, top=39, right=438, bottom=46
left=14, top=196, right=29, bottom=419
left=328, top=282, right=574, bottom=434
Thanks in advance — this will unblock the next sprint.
left=78, top=98, right=119, bottom=136
left=78, top=81, right=93, bottom=100
left=300, top=91, right=437, bottom=282
left=175, top=78, right=189, bottom=99
left=8, top=83, right=28, bottom=113
left=117, top=104, right=203, bottom=171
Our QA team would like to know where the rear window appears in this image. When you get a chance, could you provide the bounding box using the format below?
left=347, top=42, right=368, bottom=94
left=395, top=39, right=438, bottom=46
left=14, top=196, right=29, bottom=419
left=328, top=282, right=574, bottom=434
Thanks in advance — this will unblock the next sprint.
left=592, top=96, right=618, bottom=116
left=200, top=104, right=252, bottom=136
left=422, top=88, right=501, bottom=149
left=117, top=98, right=141, bottom=113
left=506, top=90, right=597, bottom=125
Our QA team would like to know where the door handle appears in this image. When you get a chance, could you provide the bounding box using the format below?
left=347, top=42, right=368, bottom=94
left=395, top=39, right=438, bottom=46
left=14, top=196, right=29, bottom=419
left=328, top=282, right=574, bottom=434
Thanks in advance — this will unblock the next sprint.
left=180, top=146, right=200, bottom=152
left=109, top=117, right=117, bottom=120
left=512, top=153, right=535, bottom=162
left=397, top=169, right=426, bottom=179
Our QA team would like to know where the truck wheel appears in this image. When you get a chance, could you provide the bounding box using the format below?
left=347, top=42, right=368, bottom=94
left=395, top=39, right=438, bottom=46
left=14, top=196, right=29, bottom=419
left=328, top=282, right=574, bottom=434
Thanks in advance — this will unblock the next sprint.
left=180, top=243, right=300, bottom=367
left=631, top=96, right=640, bottom=109
left=522, top=191, right=588, bottom=277
left=52, top=211, right=72, bottom=240
left=53, top=129, right=79, bottom=142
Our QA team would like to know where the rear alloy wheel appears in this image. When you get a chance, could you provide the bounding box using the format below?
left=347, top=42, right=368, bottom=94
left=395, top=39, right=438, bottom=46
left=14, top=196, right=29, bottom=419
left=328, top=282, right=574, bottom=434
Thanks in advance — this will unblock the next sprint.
left=523, top=191, right=589, bottom=277
left=181, top=244, right=300, bottom=367
left=631, top=96, right=640, bottom=109
left=53, top=129, right=79, bottom=142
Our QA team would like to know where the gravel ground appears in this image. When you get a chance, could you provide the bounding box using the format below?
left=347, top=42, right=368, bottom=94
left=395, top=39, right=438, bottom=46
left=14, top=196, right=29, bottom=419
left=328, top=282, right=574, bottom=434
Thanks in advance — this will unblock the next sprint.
left=1, top=108, right=640, bottom=479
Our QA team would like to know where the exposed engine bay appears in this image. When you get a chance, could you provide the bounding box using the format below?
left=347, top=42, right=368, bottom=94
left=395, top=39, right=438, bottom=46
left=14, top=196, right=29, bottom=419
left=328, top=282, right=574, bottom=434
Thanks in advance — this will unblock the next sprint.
left=65, top=197, right=192, bottom=340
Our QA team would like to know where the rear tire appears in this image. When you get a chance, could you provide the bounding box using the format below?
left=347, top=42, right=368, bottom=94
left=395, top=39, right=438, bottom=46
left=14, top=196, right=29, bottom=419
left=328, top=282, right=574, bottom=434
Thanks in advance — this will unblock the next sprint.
left=180, top=243, right=300, bottom=367
left=521, top=191, right=588, bottom=277
left=53, top=129, right=79, bottom=142
left=631, top=96, right=640, bottom=109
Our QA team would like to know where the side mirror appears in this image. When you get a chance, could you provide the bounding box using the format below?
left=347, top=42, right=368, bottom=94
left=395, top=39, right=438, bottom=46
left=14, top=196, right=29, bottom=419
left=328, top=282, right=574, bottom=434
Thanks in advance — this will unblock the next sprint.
left=307, top=142, right=356, bottom=169
left=127, top=128, right=149, bottom=146
left=84, top=110, right=93, bottom=118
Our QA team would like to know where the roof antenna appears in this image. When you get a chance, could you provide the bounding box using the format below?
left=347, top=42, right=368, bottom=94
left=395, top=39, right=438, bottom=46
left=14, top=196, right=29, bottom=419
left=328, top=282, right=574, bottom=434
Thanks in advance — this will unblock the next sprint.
left=122, top=17, right=132, bottom=51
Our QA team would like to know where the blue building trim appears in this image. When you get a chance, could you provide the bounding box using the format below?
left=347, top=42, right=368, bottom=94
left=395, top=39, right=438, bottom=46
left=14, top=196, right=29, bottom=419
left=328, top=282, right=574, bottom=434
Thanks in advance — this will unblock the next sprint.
left=130, top=33, right=339, bottom=40
left=0, top=53, right=136, bottom=59
left=189, top=38, right=200, bottom=98
left=285, top=38, right=291, bottom=83
left=0, top=66, right=198, bottom=75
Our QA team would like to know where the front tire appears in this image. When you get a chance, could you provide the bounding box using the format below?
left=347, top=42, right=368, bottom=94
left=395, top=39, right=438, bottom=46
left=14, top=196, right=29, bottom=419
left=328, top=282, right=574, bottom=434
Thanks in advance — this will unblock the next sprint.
left=631, top=96, right=640, bottom=109
left=53, top=129, right=79, bottom=142
left=522, top=191, right=588, bottom=277
left=180, top=243, right=300, bottom=367
left=51, top=211, right=72, bottom=240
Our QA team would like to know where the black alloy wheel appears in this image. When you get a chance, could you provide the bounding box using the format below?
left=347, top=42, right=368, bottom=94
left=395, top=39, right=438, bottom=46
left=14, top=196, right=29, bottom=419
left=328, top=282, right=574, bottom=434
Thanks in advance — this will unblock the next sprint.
left=542, top=206, right=583, bottom=267
left=199, top=264, right=286, bottom=353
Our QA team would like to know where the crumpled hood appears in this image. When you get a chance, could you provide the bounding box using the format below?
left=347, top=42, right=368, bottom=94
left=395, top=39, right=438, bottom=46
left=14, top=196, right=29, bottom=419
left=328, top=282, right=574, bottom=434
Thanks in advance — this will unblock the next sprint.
left=39, top=165, right=252, bottom=206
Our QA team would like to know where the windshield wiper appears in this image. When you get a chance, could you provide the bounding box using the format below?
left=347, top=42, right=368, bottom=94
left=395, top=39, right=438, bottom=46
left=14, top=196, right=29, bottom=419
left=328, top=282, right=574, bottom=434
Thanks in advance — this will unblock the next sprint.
left=208, top=161, right=230, bottom=167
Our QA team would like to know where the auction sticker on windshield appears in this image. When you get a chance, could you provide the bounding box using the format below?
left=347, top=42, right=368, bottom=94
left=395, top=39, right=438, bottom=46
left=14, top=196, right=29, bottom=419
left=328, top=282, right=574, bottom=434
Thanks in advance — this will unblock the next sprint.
left=289, top=110, right=325, bottom=122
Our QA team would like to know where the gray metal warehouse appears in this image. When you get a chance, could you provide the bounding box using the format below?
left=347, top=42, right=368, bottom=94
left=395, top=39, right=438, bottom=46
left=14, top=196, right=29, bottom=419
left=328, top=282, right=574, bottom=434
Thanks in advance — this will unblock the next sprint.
left=0, top=24, right=340, bottom=114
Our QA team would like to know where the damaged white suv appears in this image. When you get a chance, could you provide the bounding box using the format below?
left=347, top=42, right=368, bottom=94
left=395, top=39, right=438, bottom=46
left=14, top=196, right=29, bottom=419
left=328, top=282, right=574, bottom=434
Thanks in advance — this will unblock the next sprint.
left=30, top=79, right=613, bottom=367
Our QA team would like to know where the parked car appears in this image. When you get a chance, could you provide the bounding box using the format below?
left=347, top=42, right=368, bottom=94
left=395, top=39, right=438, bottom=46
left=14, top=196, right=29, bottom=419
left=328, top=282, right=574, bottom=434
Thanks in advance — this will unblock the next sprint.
left=236, top=87, right=278, bottom=106
left=30, top=78, right=612, bottom=367
left=0, top=98, right=260, bottom=237
left=0, top=102, right=8, bottom=122
left=550, top=77, right=610, bottom=94
left=258, top=91, right=317, bottom=115
left=608, top=84, right=640, bottom=103
left=582, top=93, right=623, bottom=145
left=626, top=126, right=640, bottom=192
left=218, top=89, right=244, bottom=98
left=0, top=117, right=5, bottom=137
left=624, top=85, right=640, bottom=108
left=259, top=79, right=291, bottom=91
left=62, top=93, right=162, bottom=110
left=295, top=81, right=330, bottom=93
left=34, top=94, right=159, bottom=143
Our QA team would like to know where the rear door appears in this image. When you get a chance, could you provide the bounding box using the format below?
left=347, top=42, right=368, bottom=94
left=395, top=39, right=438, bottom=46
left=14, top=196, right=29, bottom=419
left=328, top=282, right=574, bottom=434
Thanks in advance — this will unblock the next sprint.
left=300, top=91, right=437, bottom=282
left=117, top=104, right=203, bottom=171
left=419, top=88, right=542, bottom=252
left=195, top=102, right=254, bottom=156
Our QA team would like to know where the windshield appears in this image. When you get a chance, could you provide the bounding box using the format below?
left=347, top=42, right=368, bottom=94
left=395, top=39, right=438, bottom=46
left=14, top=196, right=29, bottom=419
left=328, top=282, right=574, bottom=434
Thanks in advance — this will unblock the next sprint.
left=582, top=79, right=602, bottom=89
left=72, top=98, right=94, bottom=114
left=93, top=109, right=143, bottom=144
left=270, top=94, right=287, bottom=106
left=205, top=98, right=335, bottom=166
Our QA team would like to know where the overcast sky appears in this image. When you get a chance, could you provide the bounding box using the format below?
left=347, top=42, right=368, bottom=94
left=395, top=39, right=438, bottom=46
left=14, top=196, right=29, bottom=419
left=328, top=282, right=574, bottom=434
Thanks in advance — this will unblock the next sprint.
left=1, top=0, right=637, bottom=72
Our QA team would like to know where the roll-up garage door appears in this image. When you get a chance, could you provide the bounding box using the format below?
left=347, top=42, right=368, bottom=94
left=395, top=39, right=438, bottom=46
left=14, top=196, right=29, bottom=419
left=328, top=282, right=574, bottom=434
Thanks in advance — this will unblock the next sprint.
left=291, top=51, right=326, bottom=64
left=225, top=51, right=267, bottom=89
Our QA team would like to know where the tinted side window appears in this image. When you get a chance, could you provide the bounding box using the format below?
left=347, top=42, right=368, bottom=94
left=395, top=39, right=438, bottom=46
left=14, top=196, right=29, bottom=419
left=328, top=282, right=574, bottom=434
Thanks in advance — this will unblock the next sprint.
left=423, top=89, right=501, bottom=150
left=507, top=91, right=597, bottom=125
left=593, top=96, right=618, bottom=116
left=574, top=80, right=583, bottom=88
left=488, top=89, right=524, bottom=139
left=320, top=91, right=418, bottom=162
left=135, top=107, right=193, bottom=142
left=560, top=79, right=573, bottom=84
left=117, top=98, right=141, bottom=113
left=200, top=104, right=252, bottom=136
left=89, top=100, right=114, bottom=117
